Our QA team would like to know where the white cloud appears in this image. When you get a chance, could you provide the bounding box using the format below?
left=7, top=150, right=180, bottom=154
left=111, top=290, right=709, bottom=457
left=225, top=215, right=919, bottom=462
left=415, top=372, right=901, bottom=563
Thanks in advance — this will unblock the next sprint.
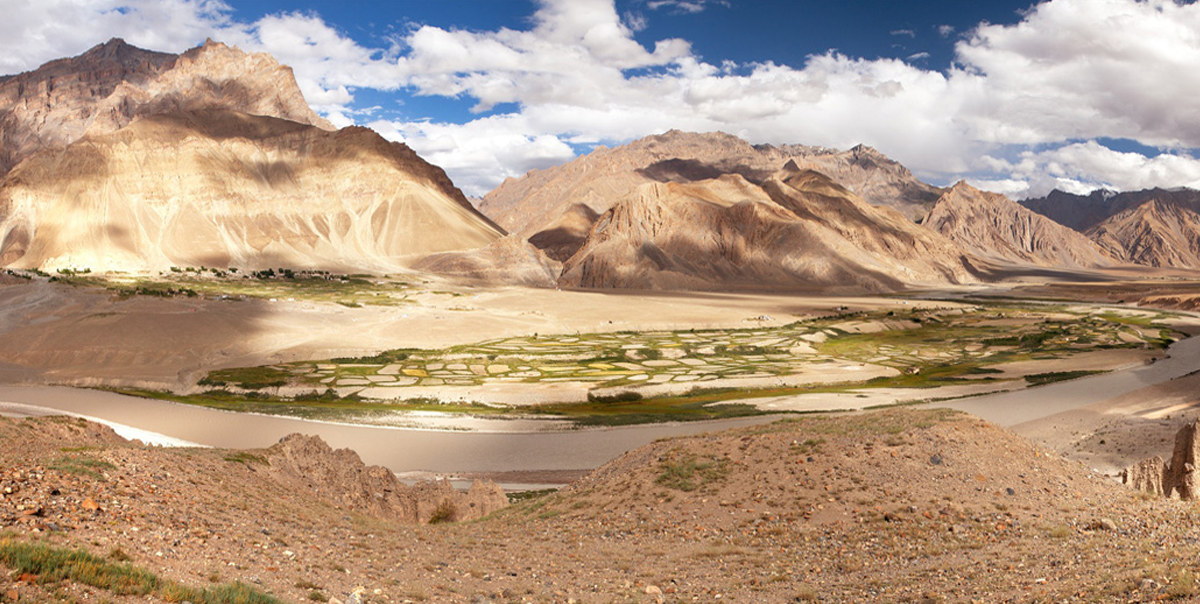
left=0, top=0, right=234, bottom=75
left=978, top=142, right=1200, bottom=199
left=646, top=0, right=729, bottom=14
left=369, top=115, right=577, bottom=196
left=955, top=0, right=1200, bottom=149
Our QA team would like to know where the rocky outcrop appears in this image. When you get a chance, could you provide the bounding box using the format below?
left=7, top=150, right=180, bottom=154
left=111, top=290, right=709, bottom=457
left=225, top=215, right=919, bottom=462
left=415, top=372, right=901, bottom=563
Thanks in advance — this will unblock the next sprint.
left=1122, top=456, right=1166, bottom=496
left=1022, top=187, right=1200, bottom=269
left=0, top=38, right=331, bottom=177
left=789, top=143, right=944, bottom=222
left=479, top=130, right=944, bottom=261
left=1087, top=199, right=1200, bottom=269
left=923, top=182, right=1117, bottom=268
left=1124, top=420, right=1200, bottom=499
left=265, top=434, right=507, bottom=524
left=0, top=109, right=503, bottom=273
left=558, top=164, right=978, bottom=292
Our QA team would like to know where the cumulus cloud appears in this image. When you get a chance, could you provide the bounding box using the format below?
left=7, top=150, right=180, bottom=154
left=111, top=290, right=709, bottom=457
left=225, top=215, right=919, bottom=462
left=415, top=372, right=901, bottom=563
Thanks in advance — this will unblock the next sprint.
left=980, top=142, right=1200, bottom=198
left=2, top=0, right=1199, bottom=199
left=369, top=115, right=577, bottom=195
left=0, top=0, right=234, bottom=74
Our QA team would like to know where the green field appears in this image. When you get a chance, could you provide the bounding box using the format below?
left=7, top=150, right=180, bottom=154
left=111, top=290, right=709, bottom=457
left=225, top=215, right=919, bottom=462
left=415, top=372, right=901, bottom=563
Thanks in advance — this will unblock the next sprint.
left=169, top=302, right=1181, bottom=426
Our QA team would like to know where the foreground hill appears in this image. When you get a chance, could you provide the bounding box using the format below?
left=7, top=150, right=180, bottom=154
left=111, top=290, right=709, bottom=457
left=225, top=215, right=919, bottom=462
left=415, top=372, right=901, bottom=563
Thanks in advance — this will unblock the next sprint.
left=924, top=182, right=1117, bottom=268
left=559, top=163, right=977, bottom=291
left=1023, top=188, right=1200, bottom=268
left=2, top=409, right=1196, bottom=603
left=479, top=130, right=943, bottom=262
left=0, top=38, right=332, bottom=177
left=0, top=109, right=503, bottom=272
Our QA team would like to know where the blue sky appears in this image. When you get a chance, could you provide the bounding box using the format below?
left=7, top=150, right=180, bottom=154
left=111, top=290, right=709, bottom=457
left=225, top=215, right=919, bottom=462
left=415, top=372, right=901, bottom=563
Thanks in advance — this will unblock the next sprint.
left=3, top=0, right=1200, bottom=198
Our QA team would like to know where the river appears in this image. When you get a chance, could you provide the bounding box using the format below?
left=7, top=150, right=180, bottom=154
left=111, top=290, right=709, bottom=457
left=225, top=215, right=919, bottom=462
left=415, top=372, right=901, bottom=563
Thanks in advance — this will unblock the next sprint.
left=5, top=328, right=1200, bottom=483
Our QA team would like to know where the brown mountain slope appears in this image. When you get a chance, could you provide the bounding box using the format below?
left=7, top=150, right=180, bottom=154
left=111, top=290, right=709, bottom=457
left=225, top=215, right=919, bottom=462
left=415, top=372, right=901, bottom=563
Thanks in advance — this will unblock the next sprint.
left=0, top=109, right=503, bottom=272
left=923, top=182, right=1117, bottom=268
left=5, top=409, right=1199, bottom=603
left=0, top=38, right=332, bottom=176
left=1088, top=198, right=1200, bottom=268
left=412, top=235, right=563, bottom=287
left=480, top=130, right=942, bottom=261
left=558, top=165, right=976, bottom=292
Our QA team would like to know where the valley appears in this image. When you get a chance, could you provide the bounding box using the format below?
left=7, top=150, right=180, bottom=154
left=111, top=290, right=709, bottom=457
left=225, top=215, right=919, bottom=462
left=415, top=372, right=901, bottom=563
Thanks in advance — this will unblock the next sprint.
left=6, top=28, right=1200, bottom=604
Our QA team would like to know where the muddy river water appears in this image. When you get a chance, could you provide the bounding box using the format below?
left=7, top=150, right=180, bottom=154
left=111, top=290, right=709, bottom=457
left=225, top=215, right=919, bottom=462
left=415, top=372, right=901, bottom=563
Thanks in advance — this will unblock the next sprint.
left=3, top=333, right=1200, bottom=484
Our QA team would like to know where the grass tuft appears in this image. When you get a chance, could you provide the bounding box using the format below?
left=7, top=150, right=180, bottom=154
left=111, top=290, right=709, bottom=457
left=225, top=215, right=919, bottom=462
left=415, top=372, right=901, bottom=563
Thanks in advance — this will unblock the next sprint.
left=0, top=537, right=285, bottom=604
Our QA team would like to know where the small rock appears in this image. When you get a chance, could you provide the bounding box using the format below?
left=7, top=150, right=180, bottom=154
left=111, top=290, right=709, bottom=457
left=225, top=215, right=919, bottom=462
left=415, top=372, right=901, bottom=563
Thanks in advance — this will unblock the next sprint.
left=1093, top=518, right=1117, bottom=531
left=80, top=498, right=100, bottom=511
left=646, top=585, right=665, bottom=604
left=1140, top=578, right=1158, bottom=591
left=929, top=454, right=943, bottom=466
left=1005, top=487, right=1016, bottom=496
left=347, top=587, right=367, bottom=604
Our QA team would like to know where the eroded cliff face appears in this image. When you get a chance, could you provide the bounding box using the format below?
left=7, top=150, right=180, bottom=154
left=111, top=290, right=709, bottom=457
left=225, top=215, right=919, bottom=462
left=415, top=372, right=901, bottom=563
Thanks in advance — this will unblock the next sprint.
left=266, top=434, right=507, bottom=525
left=1087, top=199, right=1200, bottom=269
left=1022, top=188, right=1200, bottom=270
left=558, top=164, right=977, bottom=292
left=479, top=130, right=943, bottom=262
left=0, top=110, right=503, bottom=273
left=923, top=182, right=1117, bottom=268
left=0, top=38, right=332, bottom=177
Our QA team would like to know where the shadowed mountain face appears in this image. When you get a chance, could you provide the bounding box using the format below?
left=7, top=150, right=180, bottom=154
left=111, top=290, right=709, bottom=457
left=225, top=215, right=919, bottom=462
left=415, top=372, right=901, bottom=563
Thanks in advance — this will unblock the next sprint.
left=558, top=164, right=977, bottom=292
left=0, top=38, right=333, bottom=177
left=0, top=110, right=503, bottom=273
left=1022, top=188, right=1200, bottom=268
left=924, top=182, right=1117, bottom=269
left=479, top=130, right=943, bottom=262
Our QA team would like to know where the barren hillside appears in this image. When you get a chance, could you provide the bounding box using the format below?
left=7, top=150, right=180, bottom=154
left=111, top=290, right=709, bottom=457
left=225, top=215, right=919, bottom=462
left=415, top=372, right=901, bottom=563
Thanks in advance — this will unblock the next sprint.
left=0, top=109, right=503, bottom=273
left=0, top=38, right=332, bottom=177
left=2, top=409, right=1197, bottom=603
left=559, top=164, right=977, bottom=291
left=480, top=130, right=943, bottom=262
left=924, top=182, right=1117, bottom=268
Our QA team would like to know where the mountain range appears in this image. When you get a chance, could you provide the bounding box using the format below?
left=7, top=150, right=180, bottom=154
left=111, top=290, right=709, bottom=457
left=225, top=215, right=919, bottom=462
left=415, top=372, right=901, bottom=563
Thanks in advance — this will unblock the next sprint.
left=2, top=39, right=1199, bottom=289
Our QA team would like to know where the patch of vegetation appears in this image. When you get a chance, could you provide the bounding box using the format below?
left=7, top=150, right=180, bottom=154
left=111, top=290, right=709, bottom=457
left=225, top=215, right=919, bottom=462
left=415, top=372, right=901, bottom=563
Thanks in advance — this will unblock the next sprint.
left=506, top=489, right=558, bottom=504
left=1025, top=370, right=1105, bottom=386
left=587, top=390, right=643, bottom=403
left=656, top=451, right=730, bottom=492
left=223, top=452, right=269, bottom=466
left=200, top=366, right=292, bottom=390
left=0, top=537, right=285, bottom=604
left=427, top=500, right=456, bottom=524
left=46, top=456, right=115, bottom=481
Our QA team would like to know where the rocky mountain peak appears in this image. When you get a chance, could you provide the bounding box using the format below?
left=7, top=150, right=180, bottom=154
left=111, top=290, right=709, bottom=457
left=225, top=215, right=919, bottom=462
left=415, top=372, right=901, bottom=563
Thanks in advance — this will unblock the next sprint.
left=924, top=180, right=1116, bottom=268
left=0, top=38, right=331, bottom=176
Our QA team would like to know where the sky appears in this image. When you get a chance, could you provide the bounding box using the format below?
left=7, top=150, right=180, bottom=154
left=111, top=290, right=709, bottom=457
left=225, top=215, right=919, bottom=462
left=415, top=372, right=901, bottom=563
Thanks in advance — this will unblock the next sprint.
left=3, top=0, right=1200, bottom=199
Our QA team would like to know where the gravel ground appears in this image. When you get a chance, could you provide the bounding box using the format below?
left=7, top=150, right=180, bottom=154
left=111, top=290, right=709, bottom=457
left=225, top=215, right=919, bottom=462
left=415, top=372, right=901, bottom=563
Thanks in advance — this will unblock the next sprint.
left=3, top=409, right=1200, bottom=603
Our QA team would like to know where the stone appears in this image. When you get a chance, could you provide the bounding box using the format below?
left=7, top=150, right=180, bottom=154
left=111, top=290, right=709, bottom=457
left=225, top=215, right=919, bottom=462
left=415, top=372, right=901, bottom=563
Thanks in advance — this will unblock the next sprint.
left=645, top=585, right=665, bottom=604
left=81, top=497, right=101, bottom=511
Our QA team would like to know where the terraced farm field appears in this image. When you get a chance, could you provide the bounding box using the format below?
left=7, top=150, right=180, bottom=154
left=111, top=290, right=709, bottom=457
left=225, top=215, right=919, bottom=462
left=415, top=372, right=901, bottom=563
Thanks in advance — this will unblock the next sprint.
left=196, top=302, right=1179, bottom=415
